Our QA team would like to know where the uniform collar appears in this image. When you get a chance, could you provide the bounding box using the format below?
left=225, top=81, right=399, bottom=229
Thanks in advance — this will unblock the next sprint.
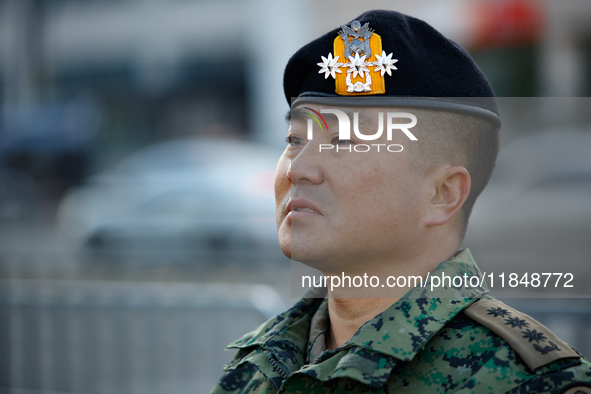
left=225, top=249, right=488, bottom=389
left=344, top=248, right=489, bottom=361
left=306, top=296, right=330, bottom=364
left=225, top=286, right=327, bottom=375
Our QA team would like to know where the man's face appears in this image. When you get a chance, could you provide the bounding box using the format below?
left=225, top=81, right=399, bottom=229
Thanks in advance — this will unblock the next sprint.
left=275, top=104, right=431, bottom=273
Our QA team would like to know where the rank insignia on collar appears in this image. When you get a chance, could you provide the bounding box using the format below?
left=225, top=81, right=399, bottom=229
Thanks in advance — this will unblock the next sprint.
left=317, top=20, right=398, bottom=96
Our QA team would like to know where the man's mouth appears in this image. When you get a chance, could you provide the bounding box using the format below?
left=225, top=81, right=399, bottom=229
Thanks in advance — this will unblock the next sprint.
left=293, top=207, right=320, bottom=214
left=286, top=200, right=322, bottom=217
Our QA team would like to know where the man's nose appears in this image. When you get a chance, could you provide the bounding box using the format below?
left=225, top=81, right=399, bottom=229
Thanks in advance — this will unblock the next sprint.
left=287, top=146, right=324, bottom=185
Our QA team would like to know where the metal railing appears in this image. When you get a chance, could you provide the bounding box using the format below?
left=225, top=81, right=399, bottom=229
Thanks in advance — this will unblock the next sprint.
left=0, top=279, right=286, bottom=394
left=2, top=281, right=589, bottom=394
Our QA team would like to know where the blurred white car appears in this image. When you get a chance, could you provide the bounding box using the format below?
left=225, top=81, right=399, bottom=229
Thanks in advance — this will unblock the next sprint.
left=57, top=138, right=283, bottom=260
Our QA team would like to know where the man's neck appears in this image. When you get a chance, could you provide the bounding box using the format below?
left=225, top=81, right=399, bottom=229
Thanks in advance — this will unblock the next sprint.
left=325, top=297, right=397, bottom=351
left=323, top=246, right=461, bottom=350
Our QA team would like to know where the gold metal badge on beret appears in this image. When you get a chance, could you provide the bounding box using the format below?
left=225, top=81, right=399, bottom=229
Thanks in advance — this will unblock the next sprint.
left=317, top=20, right=398, bottom=96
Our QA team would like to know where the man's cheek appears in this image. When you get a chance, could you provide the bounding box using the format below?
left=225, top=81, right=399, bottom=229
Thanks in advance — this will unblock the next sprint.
left=274, top=175, right=288, bottom=202
left=357, top=162, right=388, bottom=190
left=274, top=155, right=290, bottom=202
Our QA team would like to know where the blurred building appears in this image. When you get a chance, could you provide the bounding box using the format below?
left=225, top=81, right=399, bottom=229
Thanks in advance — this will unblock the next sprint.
left=0, top=0, right=313, bottom=154
left=1, top=0, right=590, bottom=150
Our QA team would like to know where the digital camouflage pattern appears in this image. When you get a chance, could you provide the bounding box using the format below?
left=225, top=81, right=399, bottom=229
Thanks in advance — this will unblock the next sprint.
left=210, top=250, right=591, bottom=393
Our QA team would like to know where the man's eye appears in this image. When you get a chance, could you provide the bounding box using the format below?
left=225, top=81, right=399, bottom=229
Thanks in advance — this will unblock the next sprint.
left=285, top=136, right=304, bottom=146
left=330, top=136, right=355, bottom=145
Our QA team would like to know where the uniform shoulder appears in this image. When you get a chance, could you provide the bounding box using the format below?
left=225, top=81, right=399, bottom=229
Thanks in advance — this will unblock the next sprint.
left=462, top=296, right=582, bottom=371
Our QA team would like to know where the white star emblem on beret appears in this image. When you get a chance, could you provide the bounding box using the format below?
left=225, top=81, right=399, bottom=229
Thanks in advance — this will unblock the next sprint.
left=345, top=53, right=371, bottom=79
left=317, top=53, right=343, bottom=79
left=373, top=50, right=398, bottom=76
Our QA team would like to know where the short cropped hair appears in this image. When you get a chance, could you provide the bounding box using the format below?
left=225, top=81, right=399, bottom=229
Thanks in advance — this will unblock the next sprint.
left=410, top=109, right=500, bottom=239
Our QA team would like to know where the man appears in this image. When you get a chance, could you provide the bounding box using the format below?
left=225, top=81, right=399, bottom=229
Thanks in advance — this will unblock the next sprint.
left=210, top=10, right=591, bottom=393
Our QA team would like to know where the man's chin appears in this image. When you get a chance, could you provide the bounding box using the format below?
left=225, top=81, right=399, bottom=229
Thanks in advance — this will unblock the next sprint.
left=288, top=248, right=334, bottom=270
left=279, top=244, right=291, bottom=259
left=277, top=231, right=292, bottom=259
left=278, top=239, right=332, bottom=264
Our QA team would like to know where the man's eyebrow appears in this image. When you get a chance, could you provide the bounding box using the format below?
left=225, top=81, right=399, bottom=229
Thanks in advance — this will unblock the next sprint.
left=285, top=108, right=309, bottom=124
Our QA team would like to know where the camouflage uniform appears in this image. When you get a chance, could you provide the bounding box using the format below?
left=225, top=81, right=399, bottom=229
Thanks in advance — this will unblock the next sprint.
left=210, top=249, right=591, bottom=393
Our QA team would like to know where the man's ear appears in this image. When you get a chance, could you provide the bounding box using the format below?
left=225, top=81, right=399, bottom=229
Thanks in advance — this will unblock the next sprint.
left=423, top=166, right=471, bottom=227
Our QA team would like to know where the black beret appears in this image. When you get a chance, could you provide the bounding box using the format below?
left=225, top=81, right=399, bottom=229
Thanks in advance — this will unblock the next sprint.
left=284, top=9, right=500, bottom=127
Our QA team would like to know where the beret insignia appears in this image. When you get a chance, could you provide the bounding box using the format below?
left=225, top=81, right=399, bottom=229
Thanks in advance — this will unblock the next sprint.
left=286, top=10, right=501, bottom=128
left=317, top=20, right=397, bottom=96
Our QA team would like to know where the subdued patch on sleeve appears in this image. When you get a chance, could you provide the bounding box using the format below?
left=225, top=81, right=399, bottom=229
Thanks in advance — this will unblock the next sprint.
left=463, top=298, right=580, bottom=371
